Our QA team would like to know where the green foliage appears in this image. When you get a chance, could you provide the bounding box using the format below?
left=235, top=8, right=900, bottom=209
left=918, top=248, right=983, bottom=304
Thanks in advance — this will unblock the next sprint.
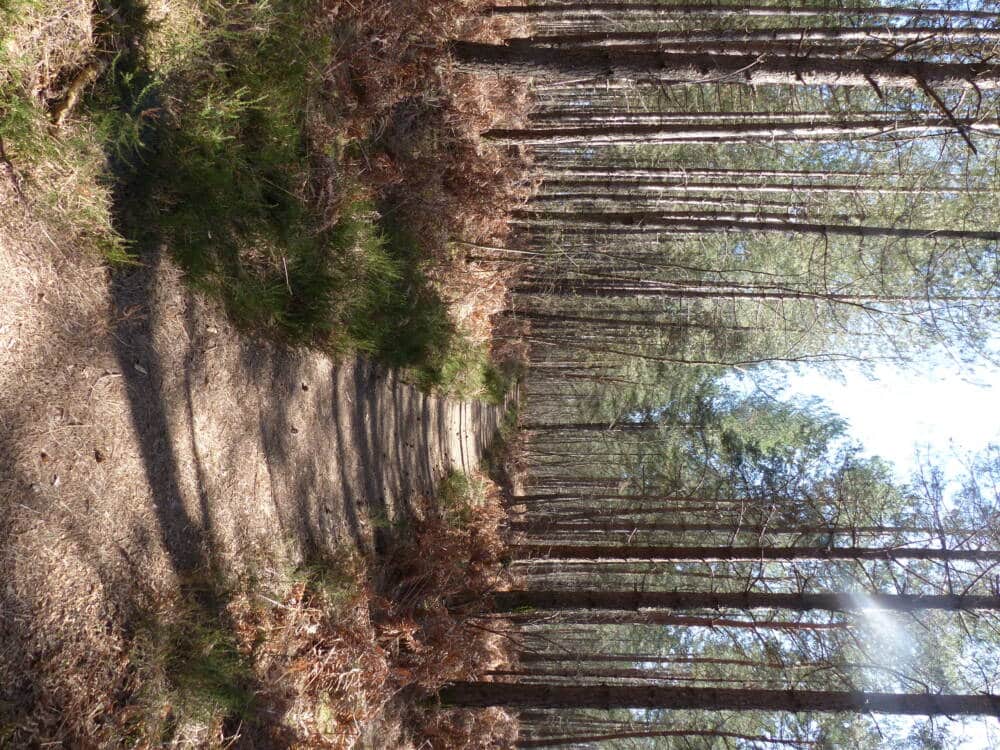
left=527, top=94, right=1000, bottom=374
left=337, top=214, right=454, bottom=364
left=711, top=393, right=848, bottom=495
left=0, top=0, right=37, bottom=25
left=86, top=0, right=488, bottom=381
left=437, top=470, right=488, bottom=526
left=334, top=214, right=513, bottom=396
left=0, top=74, right=45, bottom=160
left=128, top=597, right=253, bottom=740
left=413, top=336, right=514, bottom=405
left=100, top=0, right=339, bottom=341
left=293, top=552, right=366, bottom=613
left=0, top=1, right=131, bottom=262
left=3, top=0, right=504, bottom=389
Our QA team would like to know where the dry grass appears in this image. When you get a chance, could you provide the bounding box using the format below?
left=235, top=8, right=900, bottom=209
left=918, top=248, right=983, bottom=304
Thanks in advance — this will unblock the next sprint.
left=0, top=73, right=140, bottom=742
left=2, top=0, right=527, bottom=746
left=0, top=510, right=133, bottom=745
left=1, top=0, right=126, bottom=259
left=413, top=707, right=519, bottom=750
left=2, top=0, right=532, bottom=372
left=2, top=0, right=95, bottom=101
left=316, top=0, right=534, bottom=349
left=223, top=472, right=518, bottom=748
left=427, top=254, right=518, bottom=348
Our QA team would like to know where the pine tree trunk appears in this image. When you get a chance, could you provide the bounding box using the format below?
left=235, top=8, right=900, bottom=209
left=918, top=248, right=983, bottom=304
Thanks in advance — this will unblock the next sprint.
left=452, top=42, right=1000, bottom=90
left=513, top=211, right=1000, bottom=242
left=486, top=119, right=1000, bottom=145
left=519, top=728, right=813, bottom=747
left=515, top=27, right=1000, bottom=47
left=489, top=3, right=999, bottom=21
left=440, top=681, right=1000, bottom=714
left=494, top=589, right=1000, bottom=613
left=513, top=543, right=1000, bottom=563
left=504, top=610, right=854, bottom=630
left=512, top=520, right=942, bottom=536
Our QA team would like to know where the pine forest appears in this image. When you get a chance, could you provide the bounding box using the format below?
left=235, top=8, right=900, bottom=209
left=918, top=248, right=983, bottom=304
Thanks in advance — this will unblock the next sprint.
left=3, top=0, right=1000, bottom=747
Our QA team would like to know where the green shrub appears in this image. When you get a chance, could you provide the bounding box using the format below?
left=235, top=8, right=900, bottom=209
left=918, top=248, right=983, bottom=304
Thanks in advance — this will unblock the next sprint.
left=128, top=599, right=253, bottom=741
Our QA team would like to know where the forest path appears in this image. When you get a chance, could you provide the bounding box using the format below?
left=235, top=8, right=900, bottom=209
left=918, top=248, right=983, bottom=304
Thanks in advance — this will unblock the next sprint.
left=2, top=242, right=511, bottom=573
left=1, top=234, right=510, bottom=712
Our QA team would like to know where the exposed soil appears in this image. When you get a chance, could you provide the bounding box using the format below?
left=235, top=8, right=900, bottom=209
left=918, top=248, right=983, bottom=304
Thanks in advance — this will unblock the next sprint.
left=0, top=199, right=511, bottom=734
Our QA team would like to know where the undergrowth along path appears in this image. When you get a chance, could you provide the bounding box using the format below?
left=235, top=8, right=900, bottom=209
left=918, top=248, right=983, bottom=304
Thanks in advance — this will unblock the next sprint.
left=1, top=240, right=513, bottom=572
left=0, top=233, right=514, bottom=737
left=314, top=355, right=513, bottom=554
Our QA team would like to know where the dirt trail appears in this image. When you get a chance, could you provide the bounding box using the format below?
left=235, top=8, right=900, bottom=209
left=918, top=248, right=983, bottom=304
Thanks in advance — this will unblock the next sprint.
left=105, top=248, right=510, bottom=572
left=0, top=224, right=510, bottom=726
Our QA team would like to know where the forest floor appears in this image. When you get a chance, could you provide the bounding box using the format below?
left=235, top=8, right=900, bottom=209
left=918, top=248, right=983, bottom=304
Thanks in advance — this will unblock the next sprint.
left=0, top=218, right=517, bottom=745
left=1, top=0, right=526, bottom=746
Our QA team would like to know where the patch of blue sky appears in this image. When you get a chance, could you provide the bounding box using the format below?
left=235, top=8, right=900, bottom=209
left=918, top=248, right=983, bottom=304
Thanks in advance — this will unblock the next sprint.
left=729, top=348, right=1000, bottom=486
left=727, top=341, right=1000, bottom=748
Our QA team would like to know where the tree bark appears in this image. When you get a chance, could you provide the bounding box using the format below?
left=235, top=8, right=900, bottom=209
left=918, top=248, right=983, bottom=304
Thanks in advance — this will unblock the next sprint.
left=504, top=610, right=854, bottom=630
left=514, top=27, right=1000, bottom=47
left=489, top=4, right=999, bottom=21
left=543, top=178, right=984, bottom=196
left=540, top=165, right=905, bottom=180
left=514, top=210, right=1000, bottom=242
left=440, top=681, right=1000, bottom=714
left=494, top=589, right=1000, bottom=613
left=514, top=543, right=1000, bottom=563
left=512, top=520, right=943, bottom=536
left=487, top=118, right=1000, bottom=145
left=519, top=727, right=812, bottom=747
left=453, top=42, right=1000, bottom=90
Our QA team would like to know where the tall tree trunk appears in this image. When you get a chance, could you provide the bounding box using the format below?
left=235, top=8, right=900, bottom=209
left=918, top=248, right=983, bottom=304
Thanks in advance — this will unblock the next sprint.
left=489, top=4, right=999, bottom=21
left=540, top=165, right=919, bottom=180
left=512, top=520, right=943, bottom=536
left=517, top=653, right=801, bottom=671
left=487, top=118, right=1000, bottom=145
left=504, top=610, right=854, bottom=629
left=543, top=178, right=984, bottom=196
left=514, top=27, right=1000, bottom=47
left=452, top=42, right=1000, bottom=90
left=513, top=543, right=1000, bottom=563
left=519, top=728, right=813, bottom=747
left=494, top=589, right=1000, bottom=613
left=440, top=681, right=1000, bottom=714
left=513, top=211, right=1000, bottom=242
